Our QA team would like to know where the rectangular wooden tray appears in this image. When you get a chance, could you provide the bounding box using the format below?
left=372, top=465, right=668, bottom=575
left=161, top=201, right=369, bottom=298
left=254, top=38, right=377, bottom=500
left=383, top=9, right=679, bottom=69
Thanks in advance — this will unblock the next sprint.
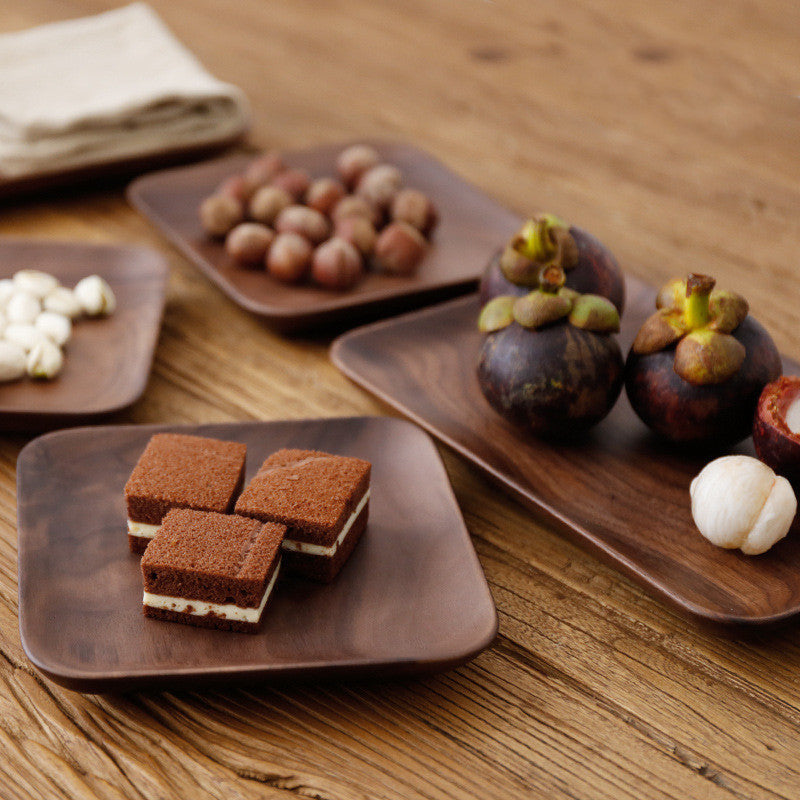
left=331, top=280, right=800, bottom=627
left=127, top=141, right=519, bottom=331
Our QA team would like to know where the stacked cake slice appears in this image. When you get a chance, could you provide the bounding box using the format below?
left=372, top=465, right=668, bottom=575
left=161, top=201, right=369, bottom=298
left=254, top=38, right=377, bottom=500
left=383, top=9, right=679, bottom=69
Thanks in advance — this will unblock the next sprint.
left=125, top=433, right=371, bottom=633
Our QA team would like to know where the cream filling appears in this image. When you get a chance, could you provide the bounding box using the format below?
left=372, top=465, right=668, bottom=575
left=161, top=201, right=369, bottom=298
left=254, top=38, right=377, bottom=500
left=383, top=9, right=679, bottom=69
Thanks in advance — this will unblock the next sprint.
left=143, top=560, right=280, bottom=623
left=128, top=519, right=161, bottom=539
left=282, top=489, right=369, bottom=557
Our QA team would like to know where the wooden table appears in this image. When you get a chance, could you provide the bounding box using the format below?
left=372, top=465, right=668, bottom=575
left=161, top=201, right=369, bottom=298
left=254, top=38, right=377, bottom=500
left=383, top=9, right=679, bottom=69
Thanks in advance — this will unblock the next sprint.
left=2, top=1, right=800, bottom=797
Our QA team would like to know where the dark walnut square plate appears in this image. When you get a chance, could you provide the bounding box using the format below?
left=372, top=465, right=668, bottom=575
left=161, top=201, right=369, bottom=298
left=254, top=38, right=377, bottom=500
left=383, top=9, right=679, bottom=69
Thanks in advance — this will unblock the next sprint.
left=127, top=141, right=519, bottom=332
left=331, top=281, right=800, bottom=627
left=0, top=240, right=167, bottom=431
left=17, top=417, right=497, bottom=692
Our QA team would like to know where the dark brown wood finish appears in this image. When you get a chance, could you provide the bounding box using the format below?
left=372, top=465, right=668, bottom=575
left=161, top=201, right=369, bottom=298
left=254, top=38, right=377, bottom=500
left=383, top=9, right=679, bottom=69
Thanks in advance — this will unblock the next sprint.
left=127, top=142, right=519, bottom=331
left=16, top=417, right=497, bottom=692
left=0, top=240, right=167, bottom=430
left=332, top=281, right=800, bottom=626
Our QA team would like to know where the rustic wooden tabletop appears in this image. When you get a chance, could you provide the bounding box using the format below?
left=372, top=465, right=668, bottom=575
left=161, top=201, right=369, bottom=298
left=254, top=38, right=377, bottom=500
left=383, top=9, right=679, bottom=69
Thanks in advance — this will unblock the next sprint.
left=1, top=1, right=800, bottom=797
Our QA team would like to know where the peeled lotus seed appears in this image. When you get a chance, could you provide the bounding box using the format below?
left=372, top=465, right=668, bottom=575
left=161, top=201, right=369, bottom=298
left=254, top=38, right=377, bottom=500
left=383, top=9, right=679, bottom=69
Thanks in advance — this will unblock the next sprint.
left=0, top=341, right=27, bottom=381
left=35, top=312, right=72, bottom=347
left=74, top=276, right=116, bottom=316
left=13, top=269, right=59, bottom=299
left=44, top=286, right=82, bottom=318
left=27, top=339, right=64, bottom=379
left=6, top=291, right=41, bottom=324
left=4, top=323, right=49, bottom=352
left=0, top=280, right=15, bottom=308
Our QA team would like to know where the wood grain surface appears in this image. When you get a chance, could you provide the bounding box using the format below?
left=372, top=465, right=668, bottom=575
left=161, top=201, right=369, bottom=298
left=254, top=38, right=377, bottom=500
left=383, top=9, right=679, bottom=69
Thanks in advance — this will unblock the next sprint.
left=331, top=283, right=800, bottom=625
left=128, top=144, right=518, bottom=331
left=1, top=1, right=800, bottom=798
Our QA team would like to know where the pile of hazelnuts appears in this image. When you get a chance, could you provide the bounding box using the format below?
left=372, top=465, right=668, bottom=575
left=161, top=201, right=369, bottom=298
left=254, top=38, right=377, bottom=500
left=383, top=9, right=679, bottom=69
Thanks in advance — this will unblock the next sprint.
left=198, top=144, right=438, bottom=290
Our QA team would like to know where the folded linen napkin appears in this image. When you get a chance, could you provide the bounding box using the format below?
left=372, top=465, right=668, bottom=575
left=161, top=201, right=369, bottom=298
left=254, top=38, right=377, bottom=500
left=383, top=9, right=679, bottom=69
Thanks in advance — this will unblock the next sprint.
left=0, top=3, right=249, bottom=178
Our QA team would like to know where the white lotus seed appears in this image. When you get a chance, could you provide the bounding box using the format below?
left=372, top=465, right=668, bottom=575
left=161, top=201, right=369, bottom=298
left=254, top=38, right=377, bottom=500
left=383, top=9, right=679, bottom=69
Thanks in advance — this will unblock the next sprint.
left=4, top=323, right=49, bottom=352
left=74, top=275, right=116, bottom=316
left=0, top=280, right=15, bottom=309
left=43, top=286, right=82, bottom=319
left=35, top=312, right=72, bottom=347
left=27, top=339, right=64, bottom=379
left=13, top=269, right=59, bottom=299
left=0, top=340, right=27, bottom=382
left=6, top=291, right=41, bottom=324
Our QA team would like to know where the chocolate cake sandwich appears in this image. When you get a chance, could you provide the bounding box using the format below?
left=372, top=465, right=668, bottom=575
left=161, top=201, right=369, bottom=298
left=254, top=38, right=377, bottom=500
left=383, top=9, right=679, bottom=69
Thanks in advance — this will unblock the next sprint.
left=124, top=433, right=247, bottom=553
left=141, top=508, right=285, bottom=632
left=234, top=448, right=371, bottom=582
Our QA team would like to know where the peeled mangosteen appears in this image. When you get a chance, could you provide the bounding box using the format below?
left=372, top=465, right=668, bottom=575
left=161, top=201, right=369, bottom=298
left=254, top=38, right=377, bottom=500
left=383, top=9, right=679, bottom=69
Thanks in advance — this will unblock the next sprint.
left=478, top=213, right=626, bottom=314
left=753, top=376, right=800, bottom=485
left=625, top=274, right=781, bottom=446
left=477, top=265, right=624, bottom=436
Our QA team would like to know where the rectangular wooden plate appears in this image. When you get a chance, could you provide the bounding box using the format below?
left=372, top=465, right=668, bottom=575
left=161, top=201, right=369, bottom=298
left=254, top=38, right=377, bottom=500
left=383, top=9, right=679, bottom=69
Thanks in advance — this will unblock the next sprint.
left=127, top=141, right=519, bottom=332
left=0, top=240, right=167, bottom=431
left=331, top=282, right=800, bottom=627
left=17, top=417, right=497, bottom=692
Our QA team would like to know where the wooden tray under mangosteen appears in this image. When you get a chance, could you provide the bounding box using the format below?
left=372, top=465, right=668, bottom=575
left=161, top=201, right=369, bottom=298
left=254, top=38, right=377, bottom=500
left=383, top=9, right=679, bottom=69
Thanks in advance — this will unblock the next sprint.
left=331, top=277, right=800, bottom=628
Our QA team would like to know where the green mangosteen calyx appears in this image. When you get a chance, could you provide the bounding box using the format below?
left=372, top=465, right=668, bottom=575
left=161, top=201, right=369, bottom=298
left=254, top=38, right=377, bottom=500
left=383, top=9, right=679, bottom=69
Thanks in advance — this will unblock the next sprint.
left=498, top=213, right=580, bottom=287
left=632, top=273, right=749, bottom=385
left=478, top=264, right=620, bottom=335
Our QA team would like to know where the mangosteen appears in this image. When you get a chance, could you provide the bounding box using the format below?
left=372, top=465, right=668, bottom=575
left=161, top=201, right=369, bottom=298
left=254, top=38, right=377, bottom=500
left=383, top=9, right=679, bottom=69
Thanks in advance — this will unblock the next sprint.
left=753, top=376, right=800, bottom=486
left=477, top=265, right=624, bottom=436
left=478, top=213, right=626, bottom=314
left=625, top=273, right=781, bottom=446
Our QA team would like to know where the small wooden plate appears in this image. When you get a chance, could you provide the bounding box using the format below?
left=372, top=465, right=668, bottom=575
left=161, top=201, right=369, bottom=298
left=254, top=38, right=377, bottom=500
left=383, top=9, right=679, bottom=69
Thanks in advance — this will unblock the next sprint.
left=331, top=282, right=800, bottom=627
left=0, top=240, right=167, bottom=431
left=17, top=417, right=497, bottom=692
left=127, top=142, right=519, bottom=332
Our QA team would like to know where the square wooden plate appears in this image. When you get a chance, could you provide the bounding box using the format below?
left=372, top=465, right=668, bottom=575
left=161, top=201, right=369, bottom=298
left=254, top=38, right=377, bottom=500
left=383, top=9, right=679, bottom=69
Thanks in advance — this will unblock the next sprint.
left=331, top=283, right=800, bottom=627
left=127, top=142, right=519, bottom=331
left=17, top=417, right=497, bottom=692
left=0, top=240, right=167, bottom=431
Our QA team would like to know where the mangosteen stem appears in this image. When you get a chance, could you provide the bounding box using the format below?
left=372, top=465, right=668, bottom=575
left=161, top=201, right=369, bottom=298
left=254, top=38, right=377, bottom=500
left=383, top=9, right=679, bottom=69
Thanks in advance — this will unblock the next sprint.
left=685, top=273, right=715, bottom=330
left=539, top=264, right=566, bottom=294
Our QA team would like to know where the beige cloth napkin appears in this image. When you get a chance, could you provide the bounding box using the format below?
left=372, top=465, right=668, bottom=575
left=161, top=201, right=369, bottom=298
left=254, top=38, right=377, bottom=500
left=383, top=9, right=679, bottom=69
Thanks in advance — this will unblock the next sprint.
left=0, top=3, right=249, bottom=178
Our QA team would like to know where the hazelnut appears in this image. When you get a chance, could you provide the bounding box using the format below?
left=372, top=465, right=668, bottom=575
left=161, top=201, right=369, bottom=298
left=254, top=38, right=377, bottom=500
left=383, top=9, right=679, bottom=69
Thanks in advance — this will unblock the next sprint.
left=216, top=174, right=254, bottom=204
left=330, top=195, right=381, bottom=226
left=266, top=233, right=313, bottom=284
left=249, top=185, right=292, bottom=225
left=311, top=238, right=364, bottom=290
left=305, top=177, right=346, bottom=215
left=270, top=168, right=311, bottom=200
left=391, top=188, right=438, bottom=236
left=336, top=145, right=381, bottom=188
left=372, top=221, right=427, bottom=275
left=690, top=455, right=797, bottom=555
left=274, top=205, right=330, bottom=244
left=334, top=216, right=377, bottom=256
left=243, top=152, right=285, bottom=191
left=199, top=194, right=244, bottom=237
left=356, top=164, right=402, bottom=210
left=225, top=223, right=275, bottom=266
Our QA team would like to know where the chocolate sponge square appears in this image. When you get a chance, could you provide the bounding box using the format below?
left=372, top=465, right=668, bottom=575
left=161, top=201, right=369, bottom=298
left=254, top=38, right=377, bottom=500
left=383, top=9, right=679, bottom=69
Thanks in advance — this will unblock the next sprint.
left=234, top=448, right=371, bottom=582
left=141, top=508, right=285, bottom=633
left=124, top=433, right=247, bottom=554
